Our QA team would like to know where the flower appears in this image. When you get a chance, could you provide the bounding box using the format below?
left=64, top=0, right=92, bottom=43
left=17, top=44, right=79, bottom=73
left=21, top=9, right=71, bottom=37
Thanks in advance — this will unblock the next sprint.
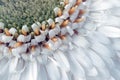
left=0, top=0, right=120, bottom=80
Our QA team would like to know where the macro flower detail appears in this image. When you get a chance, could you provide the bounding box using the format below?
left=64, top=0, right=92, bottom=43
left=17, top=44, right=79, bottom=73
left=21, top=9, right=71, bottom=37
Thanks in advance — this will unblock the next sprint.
left=0, top=0, right=120, bottom=80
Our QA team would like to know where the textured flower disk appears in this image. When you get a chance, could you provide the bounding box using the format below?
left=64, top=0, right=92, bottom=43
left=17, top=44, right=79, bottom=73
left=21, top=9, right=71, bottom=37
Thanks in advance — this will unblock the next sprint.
left=0, top=0, right=62, bottom=28
left=0, top=0, right=120, bottom=80
left=0, top=0, right=88, bottom=56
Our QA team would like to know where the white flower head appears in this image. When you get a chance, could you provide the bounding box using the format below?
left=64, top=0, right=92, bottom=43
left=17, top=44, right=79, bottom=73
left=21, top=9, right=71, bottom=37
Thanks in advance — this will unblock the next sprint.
left=0, top=0, right=120, bottom=80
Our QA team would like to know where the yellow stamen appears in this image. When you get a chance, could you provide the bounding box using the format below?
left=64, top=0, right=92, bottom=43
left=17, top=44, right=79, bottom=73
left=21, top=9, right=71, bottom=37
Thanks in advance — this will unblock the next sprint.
left=4, top=28, right=11, bottom=36
left=74, top=17, right=84, bottom=23
left=60, top=35, right=66, bottom=40
left=14, top=42, right=23, bottom=48
left=79, top=10, right=86, bottom=15
left=64, top=0, right=69, bottom=5
left=31, top=45, right=36, bottom=51
left=61, top=20, right=69, bottom=27
left=44, top=43, right=51, bottom=49
left=34, top=29, right=40, bottom=35
left=51, top=37, right=58, bottom=42
left=76, top=0, right=82, bottom=5
left=58, top=9, right=62, bottom=17
left=69, top=6, right=77, bottom=15
left=14, top=33, right=18, bottom=38
left=51, top=22, right=55, bottom=29
left=22, top=30, right=27, bottom=36
left=9, top=47, right=13, bottom=52
left=0, top=41, right=4, bottom=44
left=41, top=24, right=46, bottom=31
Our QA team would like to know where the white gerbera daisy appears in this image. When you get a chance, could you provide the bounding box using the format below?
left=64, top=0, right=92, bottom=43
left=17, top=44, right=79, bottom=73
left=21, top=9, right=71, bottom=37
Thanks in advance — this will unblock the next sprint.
left=0, top=0, right=120, bottom=80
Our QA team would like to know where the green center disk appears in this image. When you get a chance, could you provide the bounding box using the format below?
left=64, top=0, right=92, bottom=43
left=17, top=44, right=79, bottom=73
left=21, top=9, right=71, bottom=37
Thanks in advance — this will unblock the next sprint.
left=0, top=0, right=62, bottom=29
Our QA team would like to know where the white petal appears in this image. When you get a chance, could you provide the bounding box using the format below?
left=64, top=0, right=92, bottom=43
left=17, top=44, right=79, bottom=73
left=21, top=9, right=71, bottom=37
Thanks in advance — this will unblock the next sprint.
left=83, top=21, right=96, bottom=31
left=88, top=50, right=110, bottom=78
left=53, top=38, right=62, bottom=49
left=31, top=23, right=40, bottom=31
left=9, top=57, right=18, bottom=73
left=9, top=28, right=17, bottom=35
left=110, top=7, right=120, bottom=16
left=25, top=34, right=31, bottom=42
left=31, top=46, right=41, bottom=55
left=49, top=30, right=56, bottom=38
left=90, top=0, right=113, bottom=11
left=60, top=11, right=69, bottom=19
left=0, top=57, right=9, bottom=74
left=36, top=22, right=41, bottom=26
left=54, top=25, right=60, bottom=35
left=66, top=26, right=74, bottom=36
left=2, top=35, right=13, bottom=43
left=72, top=35, right=89, bottom=48
left=61, top=70, right=69, bottom=80
left=38, top=65, right=48, bottom=80
left=3, top=47, right=11, bottom=57
left=12, top=49, right=21, bottom=58
left=31, top=39, right=38, bottom=45
left=61, top=28, right=67, bottom=35
left=109, top=76, right=116, bottom=80
left=21, top=54, right=29, bottom=61
left=91, top=41, right=120, bottom=79
left=72, top=23, right=79, bottom=29
left=98, top=26, right=120, bottom=38
left=109, top=0, right=120, bottom=7
left=64, top=4, right=72, bottom=12
left=87, top=31, right=111, bottom=45
left=55, top=17, right=64, bottom=25
left=12, top=44, right=27, bottom=57
left=8, top=73, right=21, bottom=80
left=54, top=7, right=60, bottom=16
left=117, top=51, right=120, bottom=59
left=46, top=58, right=60, bottom=80
left=36, top=55, right=42, bottom=64
left=67, top=53, right=85, bottom=79
left=70, top=10, right=79, bottom=22
left=22, top=25, right=29, bottom=32
left=35, top=34, right=45, bottom=42
left=104, top=16, right=120, bottom=27
left=54, top=50, right=70, bottom=72
left=15, top=58, right=25, bottom=73
left=17, top=35, right=25, bottom=42
left=91, top=42, right=113, bottom=58
left=31, top=60, right=38, bottom=80
left=47, top=18, right=54, bottom=26
left=69, top=0, right=76, bottom=5
left=20, top=60, right=37, bottom=80
left=112, top=39, right=120, bottom=50
left=70, top=48, right=96, bottom=76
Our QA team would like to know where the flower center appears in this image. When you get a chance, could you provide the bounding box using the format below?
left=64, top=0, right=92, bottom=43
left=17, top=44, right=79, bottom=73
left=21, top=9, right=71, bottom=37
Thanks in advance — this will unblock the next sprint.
left=0, top=0, right=62, bottom=29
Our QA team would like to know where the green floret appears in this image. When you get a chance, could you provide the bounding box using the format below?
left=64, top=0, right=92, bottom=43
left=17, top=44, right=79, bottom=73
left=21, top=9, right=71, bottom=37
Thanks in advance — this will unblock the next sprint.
left=0, top=0, right=62, bottom=30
